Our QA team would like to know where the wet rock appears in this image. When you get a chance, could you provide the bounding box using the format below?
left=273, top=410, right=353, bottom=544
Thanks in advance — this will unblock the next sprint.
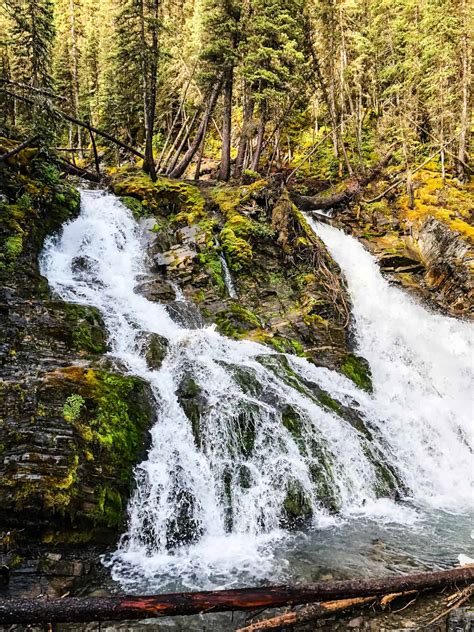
left=177, top=375, right=207, bottom=447
left=135, top=275, right=176, bottom=302
left=166, top=300, right=204, bottom=328
left=143, top=332, right=168, bottom=370
left=282, top=481, right=313, bottom=526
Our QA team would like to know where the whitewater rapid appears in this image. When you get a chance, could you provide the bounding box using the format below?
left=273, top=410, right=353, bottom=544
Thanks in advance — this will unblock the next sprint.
left=40, top=190, right=473, bottom=589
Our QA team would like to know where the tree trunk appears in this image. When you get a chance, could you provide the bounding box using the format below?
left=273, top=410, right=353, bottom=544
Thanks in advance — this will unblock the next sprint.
left=250, top=109, right=266, bottom=172
left=0, top=136, right=39, bottom=162
left=194, top=115, right=210, bottom=181
left=233, top=93, right=253, bottom=180
left=457, top=3, right=471, bottom=182
left=169, top=77, right=222, bottom=179
left=89, top=128, right=100, bottom=176
left=164, top=107, right=200, bottom=174
left=140, top=0, right=159, bottom=181
left=218, top=66, right=233, bottom=181
left=69, top=0, right=82, bottom=157
left=0, top=566, right=471, bottom=624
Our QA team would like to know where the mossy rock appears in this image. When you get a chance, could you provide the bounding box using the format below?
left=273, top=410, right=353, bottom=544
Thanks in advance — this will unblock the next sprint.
left=177, top=375, right=205, bottom=447
left=111, top=168, right=205, bottom=223
left=61, top=303, right=108, bottom=355
left=215, top=303, right=263, bottom=338
left=282, top=481, right=313, bottom=526
left=340, top=353, right=373, bottom=392
left=0, top=365, right=153, bottom=534
left=143, top=332, right=168, bottom=370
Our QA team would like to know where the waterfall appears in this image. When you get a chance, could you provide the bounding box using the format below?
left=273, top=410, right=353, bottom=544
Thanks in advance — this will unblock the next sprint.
left=40, top=191, right=473, bottom=590
left=220, top=254, right=237, bottom=298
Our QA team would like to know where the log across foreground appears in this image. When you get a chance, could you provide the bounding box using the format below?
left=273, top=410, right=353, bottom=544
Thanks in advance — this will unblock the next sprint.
left=0, top=566, right=472, bottom=624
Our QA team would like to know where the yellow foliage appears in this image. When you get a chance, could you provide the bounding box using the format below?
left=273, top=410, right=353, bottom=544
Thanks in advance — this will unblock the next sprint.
left=398, top=170, right=474, bottom=243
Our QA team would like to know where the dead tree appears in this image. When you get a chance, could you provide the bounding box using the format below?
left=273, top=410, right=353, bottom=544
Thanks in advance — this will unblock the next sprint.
left=168, top=77, right=223, bottom=179
left=290, top=146, right=395, bottom=211
left=0, top=565, right=472, bottom=624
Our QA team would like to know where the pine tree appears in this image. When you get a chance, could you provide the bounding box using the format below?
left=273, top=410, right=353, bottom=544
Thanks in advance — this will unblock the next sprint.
left=198, top=0, right=242, bottom=180
left=4, top=0, right=55, bottom=89
left=239, top=0, right=307, bottom=172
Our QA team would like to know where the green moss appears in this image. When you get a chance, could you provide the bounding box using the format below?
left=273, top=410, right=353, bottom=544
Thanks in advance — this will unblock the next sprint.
left=281, top=404, right=304, bottom=438
left=87, top=370, right=150, bottom=469
left=198, top=251, right=225, bottom=289
left=120, top=195, right=146, bottom=219
left=0, top=149, right=80, bottom=276
left=318, top=392, right=342, bottom=415
left=96, top=486, right=123, bottom=527
left=112, top=169, right=205, bottom=223
left=61, top=303, right=108, bottom=354
left=283, top=482, right=312, bottom=524
left=4, top=234, right=23, bottom=258
left=215, top=304, right=263, bottom=338
left=219, top=225, right=253, bottom=270
left=211, top=182, right=268, bottom=270
left=340, top=353, right=373, bottom=392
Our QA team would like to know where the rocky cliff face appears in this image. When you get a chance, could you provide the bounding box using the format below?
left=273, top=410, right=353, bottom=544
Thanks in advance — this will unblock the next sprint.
left=0, top=140, right=154, bottom=551
left=112, top=169, right=368, bottom=383
left=332, top=168, right=473, bottom=319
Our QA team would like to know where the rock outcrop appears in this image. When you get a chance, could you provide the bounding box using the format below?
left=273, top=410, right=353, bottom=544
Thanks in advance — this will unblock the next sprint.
left=112, top=169, right=364, bottom=376
left=0, top=139, right=154, bottom=547
left=329, top=168, right=473, bottom=319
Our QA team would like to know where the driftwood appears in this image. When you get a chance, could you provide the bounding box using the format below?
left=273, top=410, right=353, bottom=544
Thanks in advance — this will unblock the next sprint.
left=0, top=566, right=472, bottom=624
left=236, top=596, right=378, bottom=631
left=0, top=136, right=39, bottom=162
left=290, top=146, right=395, bottom=211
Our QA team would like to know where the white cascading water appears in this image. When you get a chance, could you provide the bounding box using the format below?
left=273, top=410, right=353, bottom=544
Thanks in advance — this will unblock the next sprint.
left=220, top=254, right=237, bottom=298
left=40, top=191, right=473, bottom=590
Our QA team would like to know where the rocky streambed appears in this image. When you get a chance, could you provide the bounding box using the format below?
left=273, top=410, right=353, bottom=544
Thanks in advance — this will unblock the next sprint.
left=0, top=138, right=472, bottom=629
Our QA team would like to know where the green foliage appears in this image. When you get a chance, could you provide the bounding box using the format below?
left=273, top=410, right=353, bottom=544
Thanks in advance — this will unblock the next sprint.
left=63, top=394, right=85, bottom=422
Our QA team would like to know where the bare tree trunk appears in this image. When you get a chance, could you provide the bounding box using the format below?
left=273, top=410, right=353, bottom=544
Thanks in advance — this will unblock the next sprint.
left=218, top=66, right=233, bottom=181
left=457, top=2, right=471, bottom=182
left=89, top=128, right=100, bottom=176
left=157, top=64, right=196, bottom=170
left=169, top=77, right=222, bottom=179
left=0, top=135, right=39, bottom=162
left=250, top=109, right=266, bottom=172
left=233, top=92, right=253, bottom=180
left=139, top=0, right=159, bottom=181
left=69, top=0, right=82, bottom=157
left=164, top=107, right=200, bottom=174
left=291, top=146, right=395, bottom=211
left=194, top=115, right=210, bottom=181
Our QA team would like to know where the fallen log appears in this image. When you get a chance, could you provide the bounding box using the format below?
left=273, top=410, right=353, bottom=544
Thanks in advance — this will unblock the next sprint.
left=57, top=157, right=101, bottom=182
left=1, top=89, right=145, bottom=161
left=0, top=565, right=472, bottom=624
left=290, top=145, right=395, bottom=211
left=0, top=136, right=39, bottom=162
